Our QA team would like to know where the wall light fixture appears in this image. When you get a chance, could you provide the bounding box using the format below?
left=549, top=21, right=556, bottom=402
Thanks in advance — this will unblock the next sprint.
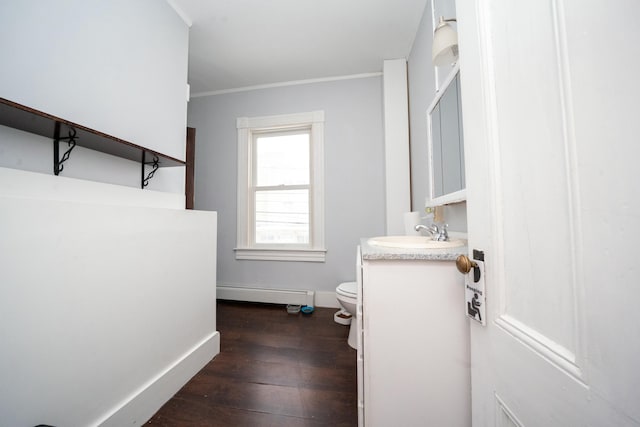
left=432, top=16, right=458, bottom=66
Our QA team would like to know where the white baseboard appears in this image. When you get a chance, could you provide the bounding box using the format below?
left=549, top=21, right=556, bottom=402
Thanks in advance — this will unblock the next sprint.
left=98, top=331, right=220, bottom=427
left=217, top=285, right=340, bottom=308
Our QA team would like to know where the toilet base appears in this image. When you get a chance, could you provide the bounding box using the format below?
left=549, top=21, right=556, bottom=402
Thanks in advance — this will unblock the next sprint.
left=334, top=309, right=357, bottom=349
left=347, top=321, right=357, bottom=349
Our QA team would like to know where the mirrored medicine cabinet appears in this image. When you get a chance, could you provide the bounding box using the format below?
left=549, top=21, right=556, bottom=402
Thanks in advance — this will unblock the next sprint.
left=427, top=64, right=466, bottom=206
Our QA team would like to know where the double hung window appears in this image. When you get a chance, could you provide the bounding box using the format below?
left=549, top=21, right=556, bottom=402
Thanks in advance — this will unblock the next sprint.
left=235, top=111, right=325, bottom=262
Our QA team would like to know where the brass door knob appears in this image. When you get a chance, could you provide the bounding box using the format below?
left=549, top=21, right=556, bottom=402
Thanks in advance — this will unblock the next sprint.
left=456, top=254, right=478, bottom=275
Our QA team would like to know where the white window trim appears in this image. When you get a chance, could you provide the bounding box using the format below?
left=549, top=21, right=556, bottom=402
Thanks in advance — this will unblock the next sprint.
left=235, top=111, right=325, bottom=262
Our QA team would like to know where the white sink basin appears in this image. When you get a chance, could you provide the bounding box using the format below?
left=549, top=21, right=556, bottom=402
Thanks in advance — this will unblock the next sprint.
left=367, top=235, right=466, bottom=249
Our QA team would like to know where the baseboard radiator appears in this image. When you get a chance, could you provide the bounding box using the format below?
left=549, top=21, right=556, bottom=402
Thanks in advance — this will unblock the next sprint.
left=217, top=285, right=315, bottom=307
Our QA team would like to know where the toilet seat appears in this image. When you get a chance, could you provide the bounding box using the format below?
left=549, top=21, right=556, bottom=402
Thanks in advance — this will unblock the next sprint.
left=336, top=281, right=357, bottom=298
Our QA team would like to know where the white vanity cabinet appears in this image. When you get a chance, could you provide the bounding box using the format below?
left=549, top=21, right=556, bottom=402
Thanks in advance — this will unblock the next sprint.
left=357, top=242, right=471, bottom=427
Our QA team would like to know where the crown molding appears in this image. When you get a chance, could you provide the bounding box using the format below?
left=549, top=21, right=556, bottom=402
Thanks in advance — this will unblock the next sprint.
left=191, top=72, right=383, bottom=98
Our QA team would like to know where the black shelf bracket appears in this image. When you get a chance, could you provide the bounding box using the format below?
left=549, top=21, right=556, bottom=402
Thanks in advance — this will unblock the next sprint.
left=141, top=151, right=160, bottom=189
left=53, top=121, right=78, bottom=176
left=1, top=98, right=186, bottom=186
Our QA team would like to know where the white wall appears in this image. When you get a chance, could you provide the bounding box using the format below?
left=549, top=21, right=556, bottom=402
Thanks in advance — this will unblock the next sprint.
left=0, top=0, right=188, bottom=160
left=0, top=2, right=208, bottom=425
left=0, top=172, right=218, bottom=426
left=0, top=167, right=184, bottom=209
left=0, top=0, right=189, bottom=194
left=407, top=0, right=467, bottom=231
left=188, top=76, right=386, bottom=294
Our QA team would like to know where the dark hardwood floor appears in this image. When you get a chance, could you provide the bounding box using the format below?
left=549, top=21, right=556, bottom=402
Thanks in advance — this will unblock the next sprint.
left=146, top=300, right=358, bottom=426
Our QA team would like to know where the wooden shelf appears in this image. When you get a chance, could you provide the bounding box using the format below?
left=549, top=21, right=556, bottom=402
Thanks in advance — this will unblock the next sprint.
left=0, top=97, right=185, bottom=168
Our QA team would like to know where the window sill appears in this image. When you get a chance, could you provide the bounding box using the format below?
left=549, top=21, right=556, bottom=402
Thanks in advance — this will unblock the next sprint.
left=234, top=248, right=326, bottom=262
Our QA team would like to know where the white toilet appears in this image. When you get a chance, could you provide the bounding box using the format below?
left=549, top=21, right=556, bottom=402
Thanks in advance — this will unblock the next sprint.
left=335, top=281, right=358, bottom=349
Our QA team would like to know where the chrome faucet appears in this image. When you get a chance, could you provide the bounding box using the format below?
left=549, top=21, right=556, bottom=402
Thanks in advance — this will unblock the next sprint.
left=415, top=223, right=449, bottom=241
left=415, top=223, right=439, bottom=235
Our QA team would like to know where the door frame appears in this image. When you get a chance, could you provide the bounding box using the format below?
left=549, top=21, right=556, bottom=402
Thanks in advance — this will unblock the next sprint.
left=185, top=127, right=195, bottom=209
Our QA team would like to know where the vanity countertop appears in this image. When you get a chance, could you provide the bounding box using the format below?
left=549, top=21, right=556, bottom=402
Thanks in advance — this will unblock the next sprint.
left=360, top=237, right=467, bottom=261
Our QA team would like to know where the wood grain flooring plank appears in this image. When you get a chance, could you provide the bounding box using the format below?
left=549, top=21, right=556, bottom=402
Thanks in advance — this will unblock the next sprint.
left=147, top=300, right=357, bottom=426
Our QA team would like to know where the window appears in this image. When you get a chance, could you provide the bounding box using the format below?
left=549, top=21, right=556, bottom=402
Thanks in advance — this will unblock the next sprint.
left=235, top=111, right=325, bottom=262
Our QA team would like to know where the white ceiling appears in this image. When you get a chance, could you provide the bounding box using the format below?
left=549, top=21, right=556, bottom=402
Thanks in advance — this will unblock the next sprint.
left=170, top=0, right=428, bottom=95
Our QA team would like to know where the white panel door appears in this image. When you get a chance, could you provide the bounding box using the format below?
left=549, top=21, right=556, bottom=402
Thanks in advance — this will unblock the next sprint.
left=457, top=0, right=640, bottom=425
